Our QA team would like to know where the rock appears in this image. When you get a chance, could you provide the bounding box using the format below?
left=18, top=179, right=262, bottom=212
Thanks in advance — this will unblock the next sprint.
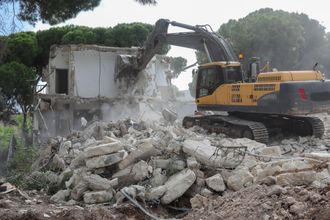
left=85, top=151, right=127, bottom=169
left=83, top=190, right=113, bottom=204
left=122, top=185, right=146, bottom=200
left=259, top=146, right=282, bottom=157
left=161, top=169, right=196, bottom=204
left=281, top=160, right=312, bottom=171
left=83, top=174, right=112, bottom=191
left=166, top=141, right=182, bottom=154
left=238, top=156, right=258, bottom=169
left=112, top=160, right=149, bottom=186
left=276, top=171, right=316, bottom=186
left=109, top=178, right=118, bottom=188
left=205, top=174, right=226, bottom=192
left=50, top=189, right=70, bottom=203
left=115, top=191, right=125, bottom=204
left=72, top=142, right=81, bottom=149
left=57, top=168, right=73, bottom=187
left=146, top=185, right=167, bottom=200
left=256, top=165, right=282, bottom=182
left=70, top=152, right=86, bottom=168
left=267, top=185, right=287, bottom=196
left=190, top=194, right=208, bottom=209
left=50, top=154, right=66, bottom=171
left=84, top=141, right=123, bottom=158
left=315, top=169, right=330, bottom=184
left=162, top=108, right=177, bottom=124
left=59, top=141, right=71, bottom=157
left=150, top=168, right=167, bottom=187
left=65, top=199, right=77, bottom=206
left=305, top=152, right=330, bottom=162
left=309, top=192, right=322, bottom=203
left=259, top=176, right=277, bottom=186
left=227, top=168, right=254, bottom=191
left=169, top=159, right=186, bottom=171
left=285, top=196, right=296, bottom=205
left=71, top=181, right=88, bottom=201
left=289, top=202, right=306, bottom=215
left=187, top=157, right=200, bottom=169
left=151, top=159, right=170, bottom=169
left=200, top=188, right=213, bottom=197
left=118, top=140, right=161, bottom=169
left=81, top=138, right=96, bottom=149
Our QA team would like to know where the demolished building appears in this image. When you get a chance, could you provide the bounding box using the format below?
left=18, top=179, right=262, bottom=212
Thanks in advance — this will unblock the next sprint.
left=33, top=44, right=195, bottom=142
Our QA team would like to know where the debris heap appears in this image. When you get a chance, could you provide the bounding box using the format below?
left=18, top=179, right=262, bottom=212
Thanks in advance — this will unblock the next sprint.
left=33, top=116, right=330, bottom=218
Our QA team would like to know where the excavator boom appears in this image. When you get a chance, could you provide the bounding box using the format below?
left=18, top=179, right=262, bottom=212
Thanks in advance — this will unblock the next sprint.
left=115, top=19, right=238, bottom=79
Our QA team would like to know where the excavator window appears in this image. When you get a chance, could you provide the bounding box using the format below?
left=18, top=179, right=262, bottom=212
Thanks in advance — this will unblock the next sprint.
left=196, top=66, right=224, bottom=98
left=224, top=66, right=243, bottom=83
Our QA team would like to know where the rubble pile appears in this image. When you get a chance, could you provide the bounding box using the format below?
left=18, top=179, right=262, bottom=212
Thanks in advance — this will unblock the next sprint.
left=31, top=116, right=330, bottom=218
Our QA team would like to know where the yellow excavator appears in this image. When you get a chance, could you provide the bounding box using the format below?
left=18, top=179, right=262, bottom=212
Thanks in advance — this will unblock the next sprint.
left=116, top=19, right=330, bottom=143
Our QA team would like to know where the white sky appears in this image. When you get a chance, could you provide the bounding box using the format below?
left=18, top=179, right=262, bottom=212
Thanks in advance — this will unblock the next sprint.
left=32, top=0, right=330, bottom=90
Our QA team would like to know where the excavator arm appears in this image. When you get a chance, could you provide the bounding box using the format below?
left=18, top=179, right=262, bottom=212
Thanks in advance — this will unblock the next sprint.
left=115, top=19, right=238, bottom=79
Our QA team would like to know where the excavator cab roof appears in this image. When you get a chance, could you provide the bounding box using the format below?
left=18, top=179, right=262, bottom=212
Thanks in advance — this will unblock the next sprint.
left=199, top=61, right=241, bottom=69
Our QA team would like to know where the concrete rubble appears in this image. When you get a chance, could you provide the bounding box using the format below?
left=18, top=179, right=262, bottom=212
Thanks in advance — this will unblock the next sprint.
left=33, top=115, right=330, bottom=217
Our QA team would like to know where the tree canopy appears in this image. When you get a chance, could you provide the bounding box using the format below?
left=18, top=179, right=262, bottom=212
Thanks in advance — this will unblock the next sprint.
left=0, top=0, right=157, bottom=26
left=218, top=8, right=329, bottom=72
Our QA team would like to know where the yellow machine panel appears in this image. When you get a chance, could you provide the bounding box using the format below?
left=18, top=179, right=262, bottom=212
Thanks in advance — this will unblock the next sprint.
left=197, top=82, right=280, bottom=107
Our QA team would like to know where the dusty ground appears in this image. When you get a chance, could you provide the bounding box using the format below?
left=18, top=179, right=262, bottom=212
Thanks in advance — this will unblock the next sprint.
left=1, top=184, right=330, bottom=220
left=185, top=184, right=330, bottom=220
left=0, top=190, right=146, bottom=220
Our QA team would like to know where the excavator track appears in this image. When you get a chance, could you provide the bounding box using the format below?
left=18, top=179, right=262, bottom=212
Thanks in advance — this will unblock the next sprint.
left=288, top=116, right=325, bottom=138
left=182, top=114, right=325, bottom=143
left=183, top=115, right=269, bottom=143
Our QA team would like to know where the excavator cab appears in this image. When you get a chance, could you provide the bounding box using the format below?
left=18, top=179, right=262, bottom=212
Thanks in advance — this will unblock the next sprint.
left=196, top=62, right=243, bottom=98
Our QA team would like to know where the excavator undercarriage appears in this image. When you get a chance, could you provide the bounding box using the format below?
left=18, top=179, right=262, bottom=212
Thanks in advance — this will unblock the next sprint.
left=182, top=113, right=324, bottom=143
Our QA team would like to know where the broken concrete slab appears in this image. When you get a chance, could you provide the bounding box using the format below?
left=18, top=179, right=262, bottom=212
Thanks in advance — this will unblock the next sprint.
left=146, top=185, right=167, bottom=200
left=227, top=168, right=254, bottom=191
left=161, top=169, right=196, bottom=204
left=71, top=181, right=88, bottom=201
left=84, top=141, right=123, bottom=158
left=83, top=190, right=113, bottom=204
left=82, top=174, right=113, bottom=191
left=276, top=171, right=317, bottom=186
left=186, top=157, right=200, bottom=169
left=182, top=139, right=222, bottom=167
left=85, top=150, right=127, bottom=169
left=50, top=154, right=66, bottom=171
left=255, top=165, right=282, bottom=182
left=118, top=140, right=161, bottom=169
left=259, top=146, right=282, bottom=157
left=112, top=160, right=150, bottom=187
left=205, top=174, right=226, bottom=192
left=304, top=152, right=330, bottom=162
left=150, top=168, right=167, bottom=187
left=50, top=189, right=70, bottom=203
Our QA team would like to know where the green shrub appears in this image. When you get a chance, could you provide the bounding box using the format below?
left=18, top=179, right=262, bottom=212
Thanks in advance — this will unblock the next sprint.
left=0, top=124, right=15, bottom=150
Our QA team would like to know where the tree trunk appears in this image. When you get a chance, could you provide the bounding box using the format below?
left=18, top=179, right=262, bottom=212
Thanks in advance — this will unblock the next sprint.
left=22, top=111, right=28, bottom=148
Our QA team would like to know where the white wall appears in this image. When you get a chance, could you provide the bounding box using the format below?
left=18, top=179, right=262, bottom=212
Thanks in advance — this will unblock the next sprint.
left=73, top=50, right=119, bottom=98
left=47, top=45, right=172, bottom=99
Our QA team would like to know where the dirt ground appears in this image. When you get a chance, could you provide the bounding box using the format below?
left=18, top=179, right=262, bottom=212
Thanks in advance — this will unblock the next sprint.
left=1, top=183, right=329, bottom=220
left=0, top=190, right=146, bottom=220
left=184, top=184, right=330, bottom=220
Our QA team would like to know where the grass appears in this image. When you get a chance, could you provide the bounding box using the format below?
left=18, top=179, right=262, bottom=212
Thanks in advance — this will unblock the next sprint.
left=0, top=114, right=42, bottom=190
